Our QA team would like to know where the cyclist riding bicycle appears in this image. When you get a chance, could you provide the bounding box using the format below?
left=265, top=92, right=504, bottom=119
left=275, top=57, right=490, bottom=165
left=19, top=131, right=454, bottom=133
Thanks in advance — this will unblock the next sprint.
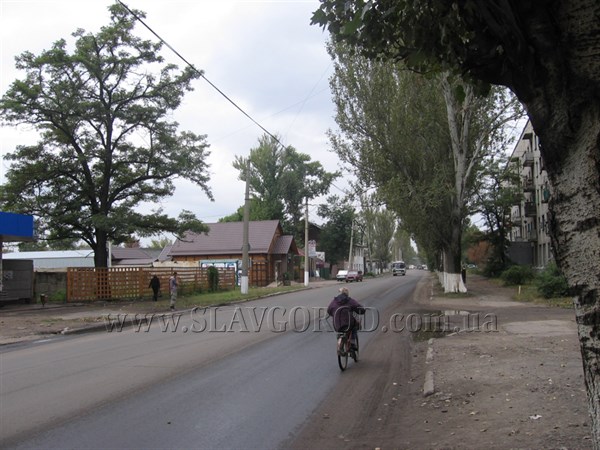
left=327, top=287, right=365, bottom=350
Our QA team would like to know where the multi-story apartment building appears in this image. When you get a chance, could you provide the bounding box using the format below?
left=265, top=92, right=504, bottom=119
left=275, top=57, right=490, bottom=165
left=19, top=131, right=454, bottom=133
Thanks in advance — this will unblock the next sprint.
left=507, top=120, right=553, bottom=268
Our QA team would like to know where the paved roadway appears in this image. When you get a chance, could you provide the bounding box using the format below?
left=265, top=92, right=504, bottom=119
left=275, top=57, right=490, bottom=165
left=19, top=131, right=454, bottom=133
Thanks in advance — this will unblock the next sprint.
left=1, top=272, right=424, bottom=449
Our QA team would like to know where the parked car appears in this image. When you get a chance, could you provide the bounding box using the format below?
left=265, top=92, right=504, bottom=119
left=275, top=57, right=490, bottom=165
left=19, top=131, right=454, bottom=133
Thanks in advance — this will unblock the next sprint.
left=336, top=270, right=348, bottom=282
left=345, top=270, right=363, bottom=282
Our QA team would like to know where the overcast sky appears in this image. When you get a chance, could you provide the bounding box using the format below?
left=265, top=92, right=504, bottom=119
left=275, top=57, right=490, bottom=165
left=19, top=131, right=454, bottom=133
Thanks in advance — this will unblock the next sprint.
left=0, top=0, right=348, bottom=236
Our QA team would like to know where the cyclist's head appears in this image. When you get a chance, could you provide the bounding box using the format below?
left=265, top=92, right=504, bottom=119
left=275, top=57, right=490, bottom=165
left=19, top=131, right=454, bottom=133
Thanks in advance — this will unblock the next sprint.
left=339, top=287, right=349, bottom=296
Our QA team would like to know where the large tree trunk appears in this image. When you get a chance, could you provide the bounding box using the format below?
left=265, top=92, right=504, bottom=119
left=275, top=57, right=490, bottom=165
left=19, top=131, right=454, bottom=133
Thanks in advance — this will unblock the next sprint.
left=440, top=209, right=467, bottom=293
left=440, top=74, right=473, bottom=294
left=94, top=232, right=109, bottom=268
left=535, top=107, right=600, bottom=446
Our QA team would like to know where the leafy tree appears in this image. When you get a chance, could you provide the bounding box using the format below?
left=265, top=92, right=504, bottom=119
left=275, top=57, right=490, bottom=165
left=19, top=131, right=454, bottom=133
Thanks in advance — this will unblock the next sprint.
left=233, top=134, right=338, bottom=244
left=327, top=44, right=449, bottom=269
left=0, top=4, right=212, bottom=267
left=327, top=43, right=520, bottom=291
left=371, top=209, right=396, bottom=267
left=313, top=1, right=600, bottom=443
left=359, top=194, right=396, bottom=272
left=392, top=226, right=416, bottom=264
left=474, top=153, right=523, bottom=275
left=317, top=195, right=354, bottom=266
left=148, top=237, right=173, bottom=249
left=219, top=200, right=277, bottom=223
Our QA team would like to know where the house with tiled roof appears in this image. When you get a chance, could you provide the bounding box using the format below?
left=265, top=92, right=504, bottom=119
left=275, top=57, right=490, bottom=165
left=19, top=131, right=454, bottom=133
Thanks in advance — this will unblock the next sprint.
left=169, top=220, right=299, bottom=287
left=110, top=247, right=157, bottom=267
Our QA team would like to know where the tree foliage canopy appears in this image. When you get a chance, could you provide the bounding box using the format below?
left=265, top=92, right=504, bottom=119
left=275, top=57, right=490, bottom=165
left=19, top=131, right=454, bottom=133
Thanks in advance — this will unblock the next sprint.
left=317, top=195, right=354, bottom=266
left=327, top=43, right=521, bottom=274
left=233, top=134, right=339, bottom=242
left=0, top=4, right=212, bottom=266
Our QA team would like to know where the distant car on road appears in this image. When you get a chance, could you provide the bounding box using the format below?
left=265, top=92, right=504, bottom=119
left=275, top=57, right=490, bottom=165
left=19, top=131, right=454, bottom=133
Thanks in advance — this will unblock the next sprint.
left=391, top=261, right=406, bottom=276
left=345, top=270, right=363, bottom=282
left=336, top=270, right=348, bottom=282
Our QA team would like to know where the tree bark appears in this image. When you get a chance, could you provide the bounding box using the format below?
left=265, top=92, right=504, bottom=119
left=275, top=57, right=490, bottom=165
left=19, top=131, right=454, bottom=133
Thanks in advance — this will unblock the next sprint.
left=535, top=106, right=600, bottom=446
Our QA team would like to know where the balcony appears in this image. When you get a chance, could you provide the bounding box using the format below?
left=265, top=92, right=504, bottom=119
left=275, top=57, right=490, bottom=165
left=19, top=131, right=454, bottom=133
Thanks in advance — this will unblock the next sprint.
left=523, top=153, right=534, bottom=167
left=526, top=230, right=538, bottom=242
left=524, top=202, right=537, bottom=217
left=523, top=178, right=535, bottom=192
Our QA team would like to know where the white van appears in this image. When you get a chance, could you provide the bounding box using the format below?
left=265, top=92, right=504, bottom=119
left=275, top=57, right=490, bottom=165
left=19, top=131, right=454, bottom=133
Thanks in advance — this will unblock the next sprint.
left=391, top=261, right=406, bottom=276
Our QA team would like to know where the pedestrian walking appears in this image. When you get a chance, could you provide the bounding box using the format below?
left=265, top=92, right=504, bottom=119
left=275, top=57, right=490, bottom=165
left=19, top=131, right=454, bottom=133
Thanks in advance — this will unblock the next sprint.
left=169, top=272, right=178, bottom=311
left=149, top=275, right=161, bottom=301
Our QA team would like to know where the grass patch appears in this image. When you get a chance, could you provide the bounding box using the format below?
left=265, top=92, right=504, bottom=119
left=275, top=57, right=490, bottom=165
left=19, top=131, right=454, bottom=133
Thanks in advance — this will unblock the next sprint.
left=39, top=318, right=65, bottom=324
left=441, top=291, right=475, bottom=299
left=126, top=283, right=310, bottom=311
left=512, top=284, right=573, bottom=309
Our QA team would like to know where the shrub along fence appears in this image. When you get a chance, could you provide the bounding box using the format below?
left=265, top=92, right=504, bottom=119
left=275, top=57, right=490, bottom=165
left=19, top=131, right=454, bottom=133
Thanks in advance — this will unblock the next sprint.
left=67, top=266, right=236, bottom=302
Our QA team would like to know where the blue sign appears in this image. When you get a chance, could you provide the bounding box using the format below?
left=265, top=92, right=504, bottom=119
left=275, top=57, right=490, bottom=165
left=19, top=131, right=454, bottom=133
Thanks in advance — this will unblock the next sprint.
left=0, top=212, right=34, bottom=241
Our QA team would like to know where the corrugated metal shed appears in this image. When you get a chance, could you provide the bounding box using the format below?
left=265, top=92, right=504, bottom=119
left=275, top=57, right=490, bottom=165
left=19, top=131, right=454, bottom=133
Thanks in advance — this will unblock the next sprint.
left=3, top=250, right=95, bottom=269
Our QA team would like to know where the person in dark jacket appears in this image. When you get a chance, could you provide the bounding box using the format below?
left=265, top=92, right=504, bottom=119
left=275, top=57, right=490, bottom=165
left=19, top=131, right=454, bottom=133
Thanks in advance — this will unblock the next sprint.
left=149, top=275, right=161, bottom=302
left=327, top=287, right=365, bottom=349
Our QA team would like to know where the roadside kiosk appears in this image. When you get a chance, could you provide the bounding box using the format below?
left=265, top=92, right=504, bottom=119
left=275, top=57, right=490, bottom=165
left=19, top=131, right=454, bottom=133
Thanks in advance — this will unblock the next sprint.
left=0, top=212, right=35, bottom=303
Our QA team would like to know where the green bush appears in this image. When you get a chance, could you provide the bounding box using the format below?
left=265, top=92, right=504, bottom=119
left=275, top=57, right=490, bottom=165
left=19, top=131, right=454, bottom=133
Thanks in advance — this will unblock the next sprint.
left=536, top=262, right=569, bottom=298
left=207, top=266, right=219, bottom=292
left=48, top=290, right=66, bottom=303
left=483, top=257, right=506, bottom=278
left=500, top=265, right=535, bottom=285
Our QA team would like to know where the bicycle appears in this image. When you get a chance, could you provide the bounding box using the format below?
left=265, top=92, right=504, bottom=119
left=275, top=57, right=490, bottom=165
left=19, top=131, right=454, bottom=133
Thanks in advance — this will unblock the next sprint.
left=336, top=326, right=359, bottom=371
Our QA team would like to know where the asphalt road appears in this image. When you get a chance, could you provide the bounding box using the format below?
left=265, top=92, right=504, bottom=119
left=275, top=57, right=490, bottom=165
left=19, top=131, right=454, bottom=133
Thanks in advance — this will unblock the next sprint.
left=1, top=272, right=424, bottom=449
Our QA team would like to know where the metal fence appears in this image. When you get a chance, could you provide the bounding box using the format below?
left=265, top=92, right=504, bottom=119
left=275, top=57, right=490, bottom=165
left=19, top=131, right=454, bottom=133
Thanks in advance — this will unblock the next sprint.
left=66, top=266, right=236, bottom=302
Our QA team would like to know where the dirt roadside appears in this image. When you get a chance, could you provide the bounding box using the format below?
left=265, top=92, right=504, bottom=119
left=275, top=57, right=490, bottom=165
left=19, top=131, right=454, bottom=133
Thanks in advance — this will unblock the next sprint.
left=288, top=274, right=592, bottom=450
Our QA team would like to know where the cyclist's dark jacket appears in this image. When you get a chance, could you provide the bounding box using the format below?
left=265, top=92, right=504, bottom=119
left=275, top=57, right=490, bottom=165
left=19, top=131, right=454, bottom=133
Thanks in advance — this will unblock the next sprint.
left=327, top=292, right=365, bottom=332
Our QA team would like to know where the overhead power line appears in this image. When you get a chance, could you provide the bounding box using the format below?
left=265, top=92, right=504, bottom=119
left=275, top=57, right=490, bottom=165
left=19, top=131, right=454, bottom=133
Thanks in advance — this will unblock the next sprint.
left=116, top=0, right=286, bottom=149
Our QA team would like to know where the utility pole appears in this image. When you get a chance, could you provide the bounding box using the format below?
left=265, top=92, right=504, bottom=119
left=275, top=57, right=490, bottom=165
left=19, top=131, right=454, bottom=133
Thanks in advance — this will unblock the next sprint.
left=304, top=197, right=309, bottom=286
left=347, top=218, right=354, bottom=270
left=241, top=162, right=250, bottom=294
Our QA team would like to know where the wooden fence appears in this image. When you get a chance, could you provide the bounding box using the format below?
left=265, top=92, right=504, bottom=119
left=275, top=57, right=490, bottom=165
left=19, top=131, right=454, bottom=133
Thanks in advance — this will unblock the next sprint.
left=249, top=261, right=269, bottom=287
left=66, top=267, right=236, bottom=302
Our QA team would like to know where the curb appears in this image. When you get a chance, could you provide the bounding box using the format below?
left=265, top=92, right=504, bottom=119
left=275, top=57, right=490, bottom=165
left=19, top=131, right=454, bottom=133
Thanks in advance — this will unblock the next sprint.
left=423, top=337, right=435, bottom=397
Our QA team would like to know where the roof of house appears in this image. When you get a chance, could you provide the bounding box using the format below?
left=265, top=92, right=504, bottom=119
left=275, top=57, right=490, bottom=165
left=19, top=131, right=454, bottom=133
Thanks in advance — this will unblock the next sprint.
left=272, top=235, right=297, bottom=255
left=2, top=249, right=95, bottom=269
left=170, top=220, right=299, bottom=257
left=3, top=249, right=95, bottom=260
left=110, top=247, right=157, bottom=266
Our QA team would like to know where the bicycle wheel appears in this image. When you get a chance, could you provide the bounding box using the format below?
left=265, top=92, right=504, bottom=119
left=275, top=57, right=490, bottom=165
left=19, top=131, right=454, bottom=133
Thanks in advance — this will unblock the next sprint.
left=352, top=332, right=359, bottom=363
left=337, top=335, right=348, bottom=371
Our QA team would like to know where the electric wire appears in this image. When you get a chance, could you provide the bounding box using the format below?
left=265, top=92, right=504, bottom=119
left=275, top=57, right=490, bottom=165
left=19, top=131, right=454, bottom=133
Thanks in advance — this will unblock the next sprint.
left=116, top=1, right=355, bottom=215
left=116, top=0, right=286, bottom=150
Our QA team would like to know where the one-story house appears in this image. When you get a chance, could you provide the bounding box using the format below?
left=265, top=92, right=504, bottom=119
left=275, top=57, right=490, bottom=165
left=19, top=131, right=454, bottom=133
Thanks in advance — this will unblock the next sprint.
left=110, top=247, right=157, bottom=267
left=169, top=220, right=299, bottom=287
